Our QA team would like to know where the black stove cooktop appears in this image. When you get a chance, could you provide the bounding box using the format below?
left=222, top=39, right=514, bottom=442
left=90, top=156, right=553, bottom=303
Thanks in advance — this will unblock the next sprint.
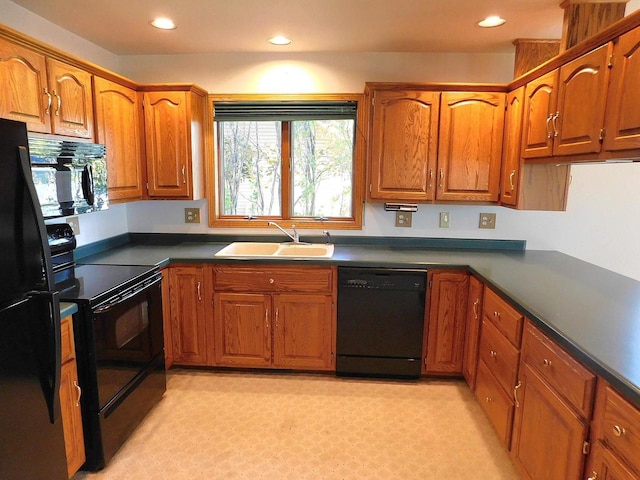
left=57, top=264, right=158, bottom=306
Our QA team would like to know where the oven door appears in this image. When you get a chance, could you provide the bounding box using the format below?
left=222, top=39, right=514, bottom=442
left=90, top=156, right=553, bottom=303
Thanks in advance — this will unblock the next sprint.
left=92, top=273, right=164, bottom=412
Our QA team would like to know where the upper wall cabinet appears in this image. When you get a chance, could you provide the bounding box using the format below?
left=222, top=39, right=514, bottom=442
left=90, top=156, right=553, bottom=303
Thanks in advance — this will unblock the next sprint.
left=0, top=38, right=94, bottom=138
left=366, top=85, right=505, bottom=204
left=368, top=89, right=440, bottom=202
left=603, top=27, right=640, bottom=153
left=522, top=43, right=612, bottom=159
left=437, top=92, right=505, bottom=202
left=94, top=77, right=146, bottom=202
left=143, top=87, right=206, bottom=199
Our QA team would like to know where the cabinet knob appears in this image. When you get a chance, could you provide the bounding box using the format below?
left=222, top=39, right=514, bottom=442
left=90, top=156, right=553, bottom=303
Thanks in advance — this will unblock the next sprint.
left=489, top=350, right=497, bottom=359
left=493, top=311, right=500, bottom=318
left=587, top=471, right=598, bottom=480
left=485, top=397, right=492, bottom=403
left=542, top=358, right=552, bottom=367
left=269, top=278, right=275, bottom=284
left=612, top=425, right=626, bottom=437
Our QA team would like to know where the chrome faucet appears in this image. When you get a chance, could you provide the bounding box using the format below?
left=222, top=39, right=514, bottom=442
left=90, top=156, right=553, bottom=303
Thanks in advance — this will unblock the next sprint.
left=267, top=221, right=300, bottom=243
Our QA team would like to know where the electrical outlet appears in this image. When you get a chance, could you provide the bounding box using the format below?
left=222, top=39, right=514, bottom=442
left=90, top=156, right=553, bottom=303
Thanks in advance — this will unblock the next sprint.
left=439, top=212, right=450, bottom=228
left=479, top=213, right=496, bottom=229
left=66, top=216, right=80, bottom=235
left=184, top=208, right=201, bottom=224
left=395, top=211, right=412, bottom=227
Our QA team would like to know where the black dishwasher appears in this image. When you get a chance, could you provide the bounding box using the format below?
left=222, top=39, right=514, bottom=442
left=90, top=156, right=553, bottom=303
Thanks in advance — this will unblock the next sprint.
left=336, top=267, right=426, bottom=379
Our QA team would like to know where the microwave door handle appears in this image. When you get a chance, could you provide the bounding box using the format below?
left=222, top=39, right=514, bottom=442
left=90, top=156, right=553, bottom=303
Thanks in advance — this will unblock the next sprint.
left=81, top=164, right=95, bottom=205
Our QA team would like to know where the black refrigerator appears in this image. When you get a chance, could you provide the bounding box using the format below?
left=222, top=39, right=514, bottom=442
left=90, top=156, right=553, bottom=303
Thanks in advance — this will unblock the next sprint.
left=0, top=118, right=68, bottom=479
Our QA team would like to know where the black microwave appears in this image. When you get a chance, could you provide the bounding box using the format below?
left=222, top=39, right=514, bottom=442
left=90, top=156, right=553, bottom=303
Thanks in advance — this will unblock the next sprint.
left=28, top=135, right=109, bottom=219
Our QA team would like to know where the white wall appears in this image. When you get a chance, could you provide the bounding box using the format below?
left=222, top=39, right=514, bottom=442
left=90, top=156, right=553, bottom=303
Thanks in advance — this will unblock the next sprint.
left=3, top=1, right=640, bottom=281
left=0, top=0, right=119, bottom=70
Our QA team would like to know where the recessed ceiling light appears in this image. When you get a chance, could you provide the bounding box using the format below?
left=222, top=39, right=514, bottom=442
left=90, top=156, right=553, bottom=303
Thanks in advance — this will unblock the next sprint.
left=151, top=18, right=177, bottom=30
left=478, top=16, right=506, bottom=28
left=268, top=36, right=292, bottom=46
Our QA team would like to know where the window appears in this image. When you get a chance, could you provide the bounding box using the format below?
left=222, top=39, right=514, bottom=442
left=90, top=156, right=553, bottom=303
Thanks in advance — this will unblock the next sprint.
left=208, top=95, right=364, bottom=229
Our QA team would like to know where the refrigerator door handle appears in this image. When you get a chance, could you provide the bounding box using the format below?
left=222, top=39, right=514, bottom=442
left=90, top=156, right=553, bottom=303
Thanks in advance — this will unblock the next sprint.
left=17, top=146, right=56, bottom=289
left=28, top=290, right=63, bottom=423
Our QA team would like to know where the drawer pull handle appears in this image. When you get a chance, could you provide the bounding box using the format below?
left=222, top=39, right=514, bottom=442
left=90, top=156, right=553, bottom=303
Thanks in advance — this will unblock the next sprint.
left=493, top=311, right=501, bottom=318
left=543, top=358, right=552, bottom=367
left=489, top=350, right=497, bottom=359
left=514, top=381, right=522, bottom=408
left=587, top=471, right=598, bottom=480
left=613, top=425, right=626, bottom=437
left=485, top=397, right=492, bottom=403
left=73, top=380, right=82, bottom=407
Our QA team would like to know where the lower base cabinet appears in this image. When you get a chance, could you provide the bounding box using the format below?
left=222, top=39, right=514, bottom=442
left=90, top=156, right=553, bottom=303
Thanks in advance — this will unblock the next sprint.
left=168, top=265, right=214, bottom=366
left=212, top=265, right=336, bottom=371
left=59, top=315, right=85, bottom=478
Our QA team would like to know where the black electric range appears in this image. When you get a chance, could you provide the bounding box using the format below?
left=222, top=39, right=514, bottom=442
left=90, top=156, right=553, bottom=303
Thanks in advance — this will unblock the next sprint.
left=47, top=224, right=166, bottom=471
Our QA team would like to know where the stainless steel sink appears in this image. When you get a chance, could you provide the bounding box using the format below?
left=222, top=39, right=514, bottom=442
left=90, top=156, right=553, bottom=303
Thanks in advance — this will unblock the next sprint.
left=215, top=242, right=334, bottom=258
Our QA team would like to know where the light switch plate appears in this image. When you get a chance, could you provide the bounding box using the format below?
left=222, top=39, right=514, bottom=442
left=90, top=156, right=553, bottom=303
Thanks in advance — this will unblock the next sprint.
left=479, top=213, right=496, bottom=229
left=439, top=212, right=450, bottom=228
left=66, top=216, right=80, bottom=235
left=184, top=208, right=201, bottom=224
left=395, top=211, right=412, bottom=227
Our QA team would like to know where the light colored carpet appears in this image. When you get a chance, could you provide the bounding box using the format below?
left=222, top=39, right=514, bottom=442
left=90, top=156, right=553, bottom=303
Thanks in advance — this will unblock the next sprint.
left=73, top=369, right=520, bottom=480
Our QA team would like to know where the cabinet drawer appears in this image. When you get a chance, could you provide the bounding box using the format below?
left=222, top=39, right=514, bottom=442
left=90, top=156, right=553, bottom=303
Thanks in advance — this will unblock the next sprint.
left=214, top=265, right=333, bottom=293
left=475, top=359, right=515, bottom=449
left=522, top=321, right=595, bottom=418
left=482, top=288, right=523, bottom=347
left=478, top=319, right=520, bottom=396
left=61, top=315, right=75, bottom=364
left=601, top=385, right=640, bottom=472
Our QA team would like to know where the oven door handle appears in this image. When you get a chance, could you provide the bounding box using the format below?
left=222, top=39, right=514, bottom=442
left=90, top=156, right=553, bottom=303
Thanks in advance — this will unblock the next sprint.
left=94, top=273, right=162, bottom=314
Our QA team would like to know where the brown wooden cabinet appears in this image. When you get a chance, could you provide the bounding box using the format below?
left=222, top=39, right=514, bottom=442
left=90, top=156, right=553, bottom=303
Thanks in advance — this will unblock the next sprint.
left=522, top=44, right=611, bottom=159
left=423, top=270, right=469, bottom=375
left=500, top=87, right=524, bottom=207
left=94, top=76, right=146, bottom=202
left=437, top=92, right=505, bottom=202
left=603, top=27, right=640, bottom=153
left=511, top=321, right=595, bottom=480
left=59, top=315, right=85, bottom=478
left=142, top=87, right=206, bottom=199
left=367, top=89, right=440, bottom=202
left=168, top=265, right=213, bottom=366
left=366, top=85, right=505, bottom=204
left=474, top=287, right=524, bottom=449
left=213, top=265, right=336, bottom=371
left=586, top=380, right=640, bottom=480
left=0, top=38, right=93, bottom=138
left=462, top=275, right=483, bottom=389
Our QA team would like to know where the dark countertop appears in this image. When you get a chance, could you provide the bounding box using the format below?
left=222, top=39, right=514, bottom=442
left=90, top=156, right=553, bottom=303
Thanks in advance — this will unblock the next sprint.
left=78, top=241, right=640, bottom=407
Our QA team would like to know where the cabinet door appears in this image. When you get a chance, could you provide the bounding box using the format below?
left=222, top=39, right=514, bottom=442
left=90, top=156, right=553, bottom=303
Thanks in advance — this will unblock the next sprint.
left=553, top=43, right=612, bottom=156
left=46, top=58, right=94, bottom=138
left=521, top=70, right=558, bottom=159
left=0, top=37, right=50, bottom=133
left=604, top=28, right=640, bottom=152
left=144, top=91, right=191, bottom=198
left=94, top=77, right=145, bottom=201
left=462, top=275, right=484, bottom=389
left=437, top=92, right=504, bottom=202
left=273, top=294, right=333, bottom=370
left=500, top=87, right=524, bottom=207
left=594, top=448, right=640, bottom=480
left=511, top=364, right=589, bottom=480
left=424, top=270, right=469, bottom=375
left=169, top=266, right=210, bottom=366
left=213, top=292, right=272, bottom=367
left=60, top=360, right=85, bottom=477
left=368, top=90, right=440, bottom=202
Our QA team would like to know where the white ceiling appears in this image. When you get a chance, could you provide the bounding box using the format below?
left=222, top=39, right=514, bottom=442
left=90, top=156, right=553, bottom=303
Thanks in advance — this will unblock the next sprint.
left=10, top=0, right=640, bottom=55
